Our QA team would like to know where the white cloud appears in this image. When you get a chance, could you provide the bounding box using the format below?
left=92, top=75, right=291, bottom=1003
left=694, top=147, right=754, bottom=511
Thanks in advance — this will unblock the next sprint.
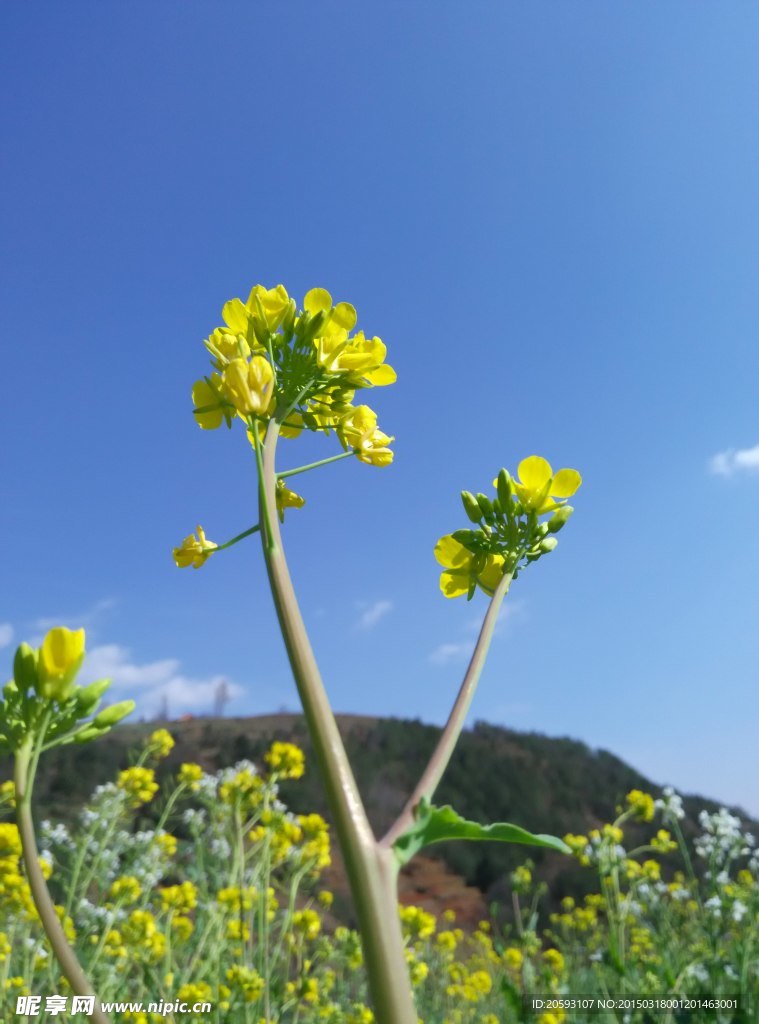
left=355, top=599, right=393, bottom=630
left=709, top=443, right=759, bottom=477
left=429, top=641, right=472, bottom=665
left=78, top=643, right=243, bottom=717
left=0, top=623, right=14, bottom=649
left=430, top=600, right=525, bottom=665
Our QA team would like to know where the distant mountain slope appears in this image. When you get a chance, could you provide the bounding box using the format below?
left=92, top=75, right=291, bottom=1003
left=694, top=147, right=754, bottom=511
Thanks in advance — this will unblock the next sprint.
left=9, top=714, right=756, bottom=927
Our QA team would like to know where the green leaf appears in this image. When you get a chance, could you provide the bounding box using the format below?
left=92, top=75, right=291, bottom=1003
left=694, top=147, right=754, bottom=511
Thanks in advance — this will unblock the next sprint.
left=392, top=798, right=571, bottom=867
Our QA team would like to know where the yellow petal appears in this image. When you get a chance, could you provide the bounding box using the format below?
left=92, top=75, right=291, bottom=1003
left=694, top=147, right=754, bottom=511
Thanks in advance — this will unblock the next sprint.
left=477, top=555, right=505, bottom=594
left=517, top=456, right=553, bottom=490
left=434, top=535, right=471, bottom=570
left=363, top=363, right=397, bottom=386
left=304, top=288, right=332, bottom=315
left=331, top=301, right=357, bottom=331
left=40, top=627, right=86, bottom=678
left=551, top=469, right=582, bottom=498
left=440, top=569, right=469, bottom=598
left=221, top=298, right=250, bottom=334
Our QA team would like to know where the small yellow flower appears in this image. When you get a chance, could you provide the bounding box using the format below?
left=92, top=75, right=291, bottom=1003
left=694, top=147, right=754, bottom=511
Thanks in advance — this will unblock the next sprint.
left=507, top=456, right=581, bottom=514
left=116, top=767, right=159, bottom=807
left=109, top=876, right=142, bottom=905
left=221, top=356, right=276, bottom=417
left=146, top=728, right=174, bottom=759
left=337, top=405, right=394, bottom=466
left=434, top=535, right=505, bottom=599
left=192, top=374, right=229, bottom=429
left=626, top=789, right=655, bottom=822
left=178, top=763, right=204, bottom=791
left=38, top=627, right=86, bottom=700
left=265, top=741, right=305, bottom=780
left=173, top=525, right=217, bottom=569
left=275, top=480, right=305, bottom=521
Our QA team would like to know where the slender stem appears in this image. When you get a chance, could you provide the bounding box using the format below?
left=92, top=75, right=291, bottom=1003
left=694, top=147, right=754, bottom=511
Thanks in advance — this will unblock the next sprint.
left=15, top=737, right=111, bottom=1024
left=258, top=421, right=417, bottom=1024
left=380, top=570, right=513, bottom=849
left=212, top=524, right=260, bottom=553
left=277, top=450, right=354, bottom=480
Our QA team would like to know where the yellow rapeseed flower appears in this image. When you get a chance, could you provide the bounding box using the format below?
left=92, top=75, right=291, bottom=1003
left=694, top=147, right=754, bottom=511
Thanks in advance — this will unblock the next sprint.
left=337, top=405, right=394, bottom=466
left=221, top=356, right=276, bottom=417
left=146, top=728, right=174, bottom=759
left=38, top=627, right=85, bottom=700
left=508, top=456, right=581, bottom=514
left=178, top=763, right=204, bottom=791
left=434, top=535, right=505, bottom=599
left=173, top=525, right=217, bottom=569
left=275, top=480, right=305, bottom=520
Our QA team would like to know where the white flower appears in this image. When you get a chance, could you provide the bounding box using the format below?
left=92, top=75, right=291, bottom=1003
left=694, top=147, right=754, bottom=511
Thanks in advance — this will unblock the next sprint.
left=731, top=900, right=747, bottom=922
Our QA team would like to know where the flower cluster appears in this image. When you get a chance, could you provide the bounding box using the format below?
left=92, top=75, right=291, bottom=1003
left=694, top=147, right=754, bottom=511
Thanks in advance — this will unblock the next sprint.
left=435, top=457, right=581, bottom=599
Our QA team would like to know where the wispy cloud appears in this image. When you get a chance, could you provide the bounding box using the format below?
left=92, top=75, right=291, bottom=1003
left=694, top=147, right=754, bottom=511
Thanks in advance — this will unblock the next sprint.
left=78, top=643, right=243, bottom=718
left=29, top=598, right=117, bottom=645
left=429, top=641, right=472, bottom=665
left=429, top=601, right=525, bottom=665
left=709, top=443, right=759, bottom=478
left=355, top=599, right=393, bottom=630
left=0, top=623, right=14, bottom=649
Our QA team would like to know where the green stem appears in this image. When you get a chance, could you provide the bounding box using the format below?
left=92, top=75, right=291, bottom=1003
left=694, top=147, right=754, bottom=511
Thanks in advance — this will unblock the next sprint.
left=213, top=524, right=261, bottom=553
left=15, top=736, right=111, bottom=1024
left=380, top=570, right=513, bottom=849
left=277, top=450, right=354, bottom=480
left=258, top=421, right=417, bottom=1024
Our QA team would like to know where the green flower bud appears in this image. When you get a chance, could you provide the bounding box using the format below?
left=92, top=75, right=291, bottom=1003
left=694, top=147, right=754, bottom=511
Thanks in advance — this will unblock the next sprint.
left=3, top=679, right=19, bottom=702
left=546, top=505, right=574, bottom=534
left=451, top=528, right=484, bottom=551
left=476, top=493, right=494, bottom=520
left=74, top=725, right=108, bottom=744
left=13, top=644, right=39, bottom=693
left=535, top=522, right=549, bottom=538
left=93, top=700, right=136, bottom=729
left=538, top=537, right=558, bottom=553
left=74, top=679, right=112, bottom=716
left=460, top=491, right=482, bottom=523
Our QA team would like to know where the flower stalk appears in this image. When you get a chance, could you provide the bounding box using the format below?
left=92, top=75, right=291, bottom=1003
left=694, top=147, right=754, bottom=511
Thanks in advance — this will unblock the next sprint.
left=259, top=419, right=418, bottom=1024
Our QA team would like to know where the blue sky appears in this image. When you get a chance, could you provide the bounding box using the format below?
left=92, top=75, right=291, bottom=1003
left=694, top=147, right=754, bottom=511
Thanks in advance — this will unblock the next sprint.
left=2, top=4, right=758, bottom=816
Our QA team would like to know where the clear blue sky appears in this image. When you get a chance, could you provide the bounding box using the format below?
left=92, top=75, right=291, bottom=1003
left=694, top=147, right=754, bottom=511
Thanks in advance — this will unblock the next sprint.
left=2, top=4, right=758, bottom=816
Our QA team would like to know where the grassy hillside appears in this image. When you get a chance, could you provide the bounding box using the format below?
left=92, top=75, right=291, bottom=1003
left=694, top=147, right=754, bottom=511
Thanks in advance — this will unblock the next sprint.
left=6, top=713, right=756, bottom=927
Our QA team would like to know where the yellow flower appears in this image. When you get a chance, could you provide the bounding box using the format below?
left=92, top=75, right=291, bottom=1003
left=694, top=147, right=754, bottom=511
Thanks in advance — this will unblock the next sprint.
left=109, top=876, right=142, bottom=904
left=146, top=728, right=174, bottom=759
left=116, top=767, right=159, bottom=807
left=507, top=456, right=581, bottom=514
left=264, top=741, right=305, bottom=780
left=38, top=627, right=85, bottom=700
left=245, top=283, right=291, bottom=331
left=192, top=374, right=229, bottom=429
left=178, top=762, right=204, bottom=791
left=159, top=881, right=197, bottom=913
left=337, top=405, right=394, bottom=466
left=399, top=904, right=436, bottom=940
left=173, top=525, right=217, bottom=569
left=304, top=287, right=357, bottom=335
left=0, top=781, right=15, bottom=808
left=275, top=480, right=305, bottom=520
left=434, top=535, right=505, bottom=598
left=626, top=789, right=655, bottom=822
left=221, top=356, right=276, bottom=417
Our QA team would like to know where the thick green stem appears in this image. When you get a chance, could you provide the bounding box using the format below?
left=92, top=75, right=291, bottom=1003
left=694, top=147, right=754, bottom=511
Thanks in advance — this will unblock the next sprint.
left=15, top=739, right=111, bottom=1024
left=380, top=570, right=513, bottom=849
left=258, top=422, right=417, bottom=1024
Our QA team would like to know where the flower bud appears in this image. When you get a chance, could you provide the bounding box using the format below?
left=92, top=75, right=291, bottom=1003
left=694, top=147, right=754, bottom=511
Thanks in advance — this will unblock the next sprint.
left=75, top=679, right=112, bottom=716
left=93, top=700, right=136, bottom=729
left=14, top=643, right=39, bottom=693
left=3, top=679, right=19, bottom=702
left=460, top=491, right=482, bottom=523
left=546, top=506, right=574, bottom=534
left=476, top=493, right=494, bottom=521
left=74, top=725, right=108, bottom=744
left=451, top=529, right=482, bottom=551
left=496, top=469, right=514, bottom=508
left=37, top=627, right=85, bottom=702
left=538, top=537, right=558, bottom=553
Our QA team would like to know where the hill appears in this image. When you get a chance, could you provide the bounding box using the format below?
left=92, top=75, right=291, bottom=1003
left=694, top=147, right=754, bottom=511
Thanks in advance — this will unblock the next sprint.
left=7, top=714, right=756, bottom=929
